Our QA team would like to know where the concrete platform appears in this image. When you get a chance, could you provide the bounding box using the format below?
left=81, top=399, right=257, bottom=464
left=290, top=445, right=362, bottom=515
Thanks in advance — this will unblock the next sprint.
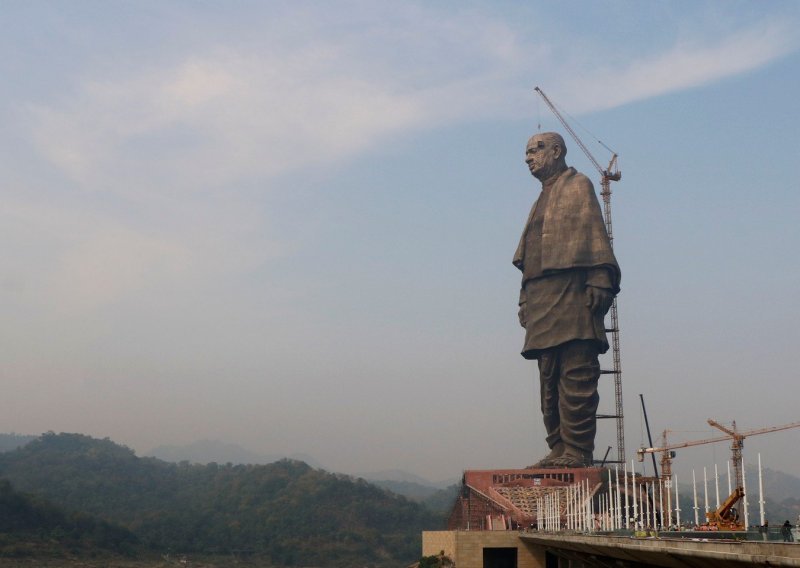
left=520, top=532, right=800, bottom=567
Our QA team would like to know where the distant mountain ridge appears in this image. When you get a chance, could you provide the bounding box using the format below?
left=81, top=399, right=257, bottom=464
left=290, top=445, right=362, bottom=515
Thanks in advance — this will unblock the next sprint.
left=356, top=468, right=458, bottom=489
left=748, top=465, right=800, bottom=502
left=146, top=439, right=323, bottom=468
left=0, top=433, right=36, bottom=452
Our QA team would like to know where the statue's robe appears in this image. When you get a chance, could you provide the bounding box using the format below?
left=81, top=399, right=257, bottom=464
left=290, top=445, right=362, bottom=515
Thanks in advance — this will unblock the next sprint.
left=513, top=167, right=620, bottom=360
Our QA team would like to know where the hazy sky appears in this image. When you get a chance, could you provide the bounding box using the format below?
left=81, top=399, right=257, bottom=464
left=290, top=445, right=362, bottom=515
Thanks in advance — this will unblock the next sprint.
left=1, top=1, right=799, bottom=483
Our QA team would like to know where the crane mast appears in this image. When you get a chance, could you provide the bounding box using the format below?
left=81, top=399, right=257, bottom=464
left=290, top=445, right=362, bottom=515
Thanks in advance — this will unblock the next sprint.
left=534, top=86, right=625, bottom=464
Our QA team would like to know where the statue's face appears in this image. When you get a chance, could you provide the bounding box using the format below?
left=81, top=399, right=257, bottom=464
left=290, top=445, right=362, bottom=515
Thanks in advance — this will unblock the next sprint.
left=525, top=135, right=561, bottom=180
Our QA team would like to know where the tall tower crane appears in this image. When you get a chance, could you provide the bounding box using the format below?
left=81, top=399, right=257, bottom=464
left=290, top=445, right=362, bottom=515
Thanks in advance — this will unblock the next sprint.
left=637, top=419, right=800, bottom=529
left=534, top=86, right=625, bottom=464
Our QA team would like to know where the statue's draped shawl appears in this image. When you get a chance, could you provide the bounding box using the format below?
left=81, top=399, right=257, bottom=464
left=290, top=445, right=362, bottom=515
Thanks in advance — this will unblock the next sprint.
left=513, top=167, right=620, bottom=292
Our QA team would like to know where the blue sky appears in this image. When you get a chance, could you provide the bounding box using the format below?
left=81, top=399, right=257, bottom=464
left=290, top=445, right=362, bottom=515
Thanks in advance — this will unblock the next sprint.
left=1, top=1, right=799, bottom=482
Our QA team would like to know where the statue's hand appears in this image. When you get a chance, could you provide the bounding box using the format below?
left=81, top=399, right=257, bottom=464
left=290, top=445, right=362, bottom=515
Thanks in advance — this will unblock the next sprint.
left=518, top=302, right=527, bottom=328
left=585, top=286, right=613, bottom=315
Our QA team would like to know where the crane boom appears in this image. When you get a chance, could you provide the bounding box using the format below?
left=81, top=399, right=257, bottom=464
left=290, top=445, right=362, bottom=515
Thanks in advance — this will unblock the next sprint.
left=640, top=420, right=800, bottom=455
left=709, top=419, right=800, bottom=439
left=534, top=87, right=606, bottom=175
left=639, top=433, right=733, bottom=455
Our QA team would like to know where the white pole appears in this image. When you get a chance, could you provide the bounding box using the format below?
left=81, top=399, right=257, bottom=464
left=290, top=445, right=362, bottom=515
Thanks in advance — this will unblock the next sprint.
left=574, top=484, right=578, bottom=530
left=659, top=479, right=665, bottom=530
left=567, top=485, right=572, bottom=530
left=644, top=482, right=650, bottom=528
left=666, top=475, right=672, bottom=529
left=703, top=467, right=709, bottom=515
left=553, top=494, right=558, bottom=531
left=545, top=495, right=549, bottom=531
left=587, top=479, right=592, bottom=532
left=692, top=469, right=699, bottom=526
left=674, top=473, right=681, bottom=528
left=573, top=485, right=578, bottom=531
left=584, top=479, right=589, bottom=532
left=607, top=469, right=613, bottom=530
left=581, top=480, right=585, bottom=531
left=573, top=484, right=578, bottom=530
left=544, top=493, right=552, bottom=531
left=714, top=463, right=721, bottom=509
left=624, top=463, right=630, bottom=529
left=727, top=461, right=732, bottom=495
left=611, top=471, right=617, bottom=530
left=758, top=453, right=765, bottom=527
left=544, top=494, right=550, bottom=531
left=631, top=467, right=638, bottom=529
left=615, top=466, right=622, bottom=530
left=600, top=494, right=605, bottom=531
left=651, top=482, right=657, bottom=529
left=742, top=456, right=749, bottom=529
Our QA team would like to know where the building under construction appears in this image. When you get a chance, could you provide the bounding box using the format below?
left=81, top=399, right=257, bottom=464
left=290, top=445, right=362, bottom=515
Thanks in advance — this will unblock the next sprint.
left=447, top=467, right=607, bottom=531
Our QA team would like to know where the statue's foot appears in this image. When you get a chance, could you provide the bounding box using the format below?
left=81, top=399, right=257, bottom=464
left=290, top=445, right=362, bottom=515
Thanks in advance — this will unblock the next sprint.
left=549, top=450, right=593, bottom=468
left=528, top=444, right=564, bottom=468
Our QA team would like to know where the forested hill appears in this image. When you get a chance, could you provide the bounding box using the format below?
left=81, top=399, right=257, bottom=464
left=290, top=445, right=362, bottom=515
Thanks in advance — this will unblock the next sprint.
left=0, top=433, right=443, bottom=566
left=0, top=478, right=138, bottom=557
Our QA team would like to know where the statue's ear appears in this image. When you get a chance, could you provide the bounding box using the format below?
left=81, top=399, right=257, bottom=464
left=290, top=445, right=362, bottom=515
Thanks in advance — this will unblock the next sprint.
left=552, top=144, right=563, bottom=160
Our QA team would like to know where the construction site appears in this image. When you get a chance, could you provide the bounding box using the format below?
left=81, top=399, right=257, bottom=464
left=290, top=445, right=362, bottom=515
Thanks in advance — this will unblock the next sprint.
left=421, top=88, right=800, bottom=568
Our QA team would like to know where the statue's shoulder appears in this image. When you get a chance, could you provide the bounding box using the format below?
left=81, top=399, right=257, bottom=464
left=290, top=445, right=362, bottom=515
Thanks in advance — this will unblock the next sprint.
left=560, top=167, right=594, bottom=192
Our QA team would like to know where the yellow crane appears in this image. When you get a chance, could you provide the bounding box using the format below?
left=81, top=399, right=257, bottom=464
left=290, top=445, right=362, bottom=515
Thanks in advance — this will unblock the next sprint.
left=637, top=419, right=800, bottom=529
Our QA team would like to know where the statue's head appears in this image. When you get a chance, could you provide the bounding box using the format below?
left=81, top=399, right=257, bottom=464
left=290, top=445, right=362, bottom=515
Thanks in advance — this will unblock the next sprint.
left=525, top=132, right=567, bottom=181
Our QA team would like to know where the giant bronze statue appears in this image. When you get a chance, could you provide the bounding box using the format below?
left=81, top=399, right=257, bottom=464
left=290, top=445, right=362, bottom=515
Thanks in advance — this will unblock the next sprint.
left=514, top=132, right=620, bottom=468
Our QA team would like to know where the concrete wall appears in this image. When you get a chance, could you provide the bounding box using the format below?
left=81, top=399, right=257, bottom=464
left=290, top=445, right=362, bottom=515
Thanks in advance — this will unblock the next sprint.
left=423, top=531, right=545, bottom=568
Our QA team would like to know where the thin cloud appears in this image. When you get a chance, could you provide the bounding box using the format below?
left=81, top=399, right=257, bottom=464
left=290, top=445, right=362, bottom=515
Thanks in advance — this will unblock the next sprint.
left=28, top=48, right=424, bottom=196
left=555, top=19, right=798, bottom=113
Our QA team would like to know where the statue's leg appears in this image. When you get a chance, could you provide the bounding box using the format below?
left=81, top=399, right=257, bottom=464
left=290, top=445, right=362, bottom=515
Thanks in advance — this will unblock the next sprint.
left=537, top=349, right=563, bottom=460
left=551, top=340, right=599, bottom=467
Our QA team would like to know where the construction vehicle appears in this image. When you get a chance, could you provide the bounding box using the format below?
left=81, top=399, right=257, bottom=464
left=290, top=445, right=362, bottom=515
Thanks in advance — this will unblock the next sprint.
left=703, top=486, right=744, bottom=530
left=637, top=418, right=800, bottom=530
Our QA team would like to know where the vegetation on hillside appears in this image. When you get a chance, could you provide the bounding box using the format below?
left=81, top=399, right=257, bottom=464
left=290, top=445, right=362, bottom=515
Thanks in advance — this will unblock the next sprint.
left=0, top=433, right=444, bottom=567
left=0, top=478, right=138, bottom=558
